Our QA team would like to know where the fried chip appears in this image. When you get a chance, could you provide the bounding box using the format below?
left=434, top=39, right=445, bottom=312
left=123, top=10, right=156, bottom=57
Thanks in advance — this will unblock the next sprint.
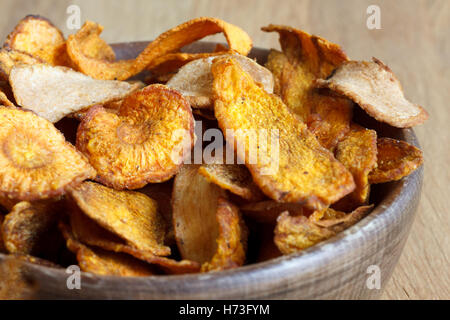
left=212, top=57, right=354, bottom=208
left=369, top=138, right=423, bottom=184
left=172, top=165, right=226, bottom=263
left=274, top=205, right=373, bottom=254
left=1, top=200, right=60, bottom=255
left=0, top=107, right=95, bottom=201
left=69, top=181, right=170, bottom=256
left=0, top=48, right=44, bottom=81
left=9, top=64, right=139, bottom=123
left=76, top=84, right=194, bottom=189
left=4, top=15, right=66, bottom=65
left=167, top=54, right=274, bottom=108
left=315, top=58, right=428, bottom=127
left=333, top=125, right=378, bottom=211
left=0, top=90, right=15, bottom=107
left=240, top=200, right=310, bottom=224
left=59, top=222, right=155, bottom=276
left=69, top=206, right=199, bottom=274
left=201, top=197, right=248, bottom=272
left=262, top=25, right=352, bottom=149
left=66, top=18, right=252, bottom=80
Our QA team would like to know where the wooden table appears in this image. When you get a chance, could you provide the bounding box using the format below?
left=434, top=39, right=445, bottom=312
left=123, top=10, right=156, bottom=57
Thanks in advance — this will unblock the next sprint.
left=0, top=0, right=448, bottom=300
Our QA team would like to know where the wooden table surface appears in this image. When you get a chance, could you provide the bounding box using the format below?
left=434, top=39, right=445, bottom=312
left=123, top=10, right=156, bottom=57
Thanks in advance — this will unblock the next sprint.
left=0, top=0, right=448, bottom=300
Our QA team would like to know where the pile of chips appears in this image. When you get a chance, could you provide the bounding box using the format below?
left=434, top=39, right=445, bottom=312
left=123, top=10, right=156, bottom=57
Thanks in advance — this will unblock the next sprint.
left=0, top=16, right=426, bottom=277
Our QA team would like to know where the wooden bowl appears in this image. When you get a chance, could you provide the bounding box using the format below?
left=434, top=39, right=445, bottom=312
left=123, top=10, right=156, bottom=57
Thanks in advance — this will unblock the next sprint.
left=0, top=42, right=423, bottom=299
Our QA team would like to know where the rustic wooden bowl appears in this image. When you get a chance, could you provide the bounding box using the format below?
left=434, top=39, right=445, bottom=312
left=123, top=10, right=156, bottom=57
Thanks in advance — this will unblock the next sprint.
left=0, top=42, right=423, bottom=299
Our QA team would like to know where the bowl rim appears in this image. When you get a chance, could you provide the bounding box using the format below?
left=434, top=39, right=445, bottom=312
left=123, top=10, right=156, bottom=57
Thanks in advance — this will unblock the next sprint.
left=0, top=42, right=424, bottom=295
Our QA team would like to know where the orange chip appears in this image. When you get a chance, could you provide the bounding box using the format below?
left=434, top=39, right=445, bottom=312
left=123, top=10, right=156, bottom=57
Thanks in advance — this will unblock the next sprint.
left=274, top=205, right=373, bottom=254
left=69, top=181, right=169, bottom=256
left=4, top=15, right=66, bottom=66
left=201, top=197, right=248, bottom=272
left=69, top=206, right=199, bottom=274
left=240, top=200, right=310, bottom=224
left=66, top=18, right=252, bottom=80
left=315, top=58, right=428, bottom=128
left=1, top=200, right=61, bottom=255
left=369, top=138, right=423, bottom=184
left=0, top=48, right=44, bottom=81
left=76, top=84, right=194, bottom=189
left=212, top=57, right=355, bottom=209
left=0, top=107, right=95, bottom=201
left=263, top=25, right=352, bottom=149
left=59, top=222, right=155, bottom=276
left=172, top=165, right=226, bottom=263
left=167, top=54, right=274, bottom=108
left=333, top=125, right=378, bottom=211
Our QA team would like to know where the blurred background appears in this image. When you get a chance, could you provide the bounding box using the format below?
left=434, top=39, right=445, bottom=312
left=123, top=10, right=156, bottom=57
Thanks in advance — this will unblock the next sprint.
left=0, top=0, right=448, bottom=299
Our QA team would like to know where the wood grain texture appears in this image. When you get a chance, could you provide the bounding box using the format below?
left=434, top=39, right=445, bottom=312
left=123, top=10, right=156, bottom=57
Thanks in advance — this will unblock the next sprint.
left=0, top=0, right=448, bottom=300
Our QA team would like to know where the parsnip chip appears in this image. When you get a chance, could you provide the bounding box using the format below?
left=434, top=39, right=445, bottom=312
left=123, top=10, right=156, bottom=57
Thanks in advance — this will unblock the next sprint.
left=172, top=165, right=226, bottom=263
left=0, top=48, right=44, bottom=81
left=0, top=107, right=95, bottom=201
left=201, top=198, right=248, bottom=272
left=262, top=25, right=352, bottom=149
left=315, top=58, right=428, bottom=127
left=9, top=64, right=139, bottom=123
left=69, top=181, right=169, bottom=256
left=199, top=162, right=264, bottom=201
left=167, top=54, right=274, bottom=108
left=333, top=125, right=377, bottom=211
left=4, top=15, right=66, bottom=65
left=240, top=200, right=310, bottom=224
left=69, top=207, right=199, bottom=274
left=274, top=205, right=373, bottom=254
left=212, top=57, right=354, bottom=209
left=66, top=18, right=252, bottom=80
left=1, top=201, right=60, bottom=255
left=59, top=222, right=155, bottom=276
left=369, top=138, right=423, bottom=184
left=76, top=84, right=194, bottom=189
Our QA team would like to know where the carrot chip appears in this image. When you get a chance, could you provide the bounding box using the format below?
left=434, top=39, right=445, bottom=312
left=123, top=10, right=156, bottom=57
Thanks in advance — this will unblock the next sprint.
left=9, top=64, right=140, bottom=123
left=212, top=57, right=355, bottom=209
left=0, top=107, right=95, bottom=201
left=76, top=84, right=194, bottom=189
left=66, top=17, right=252, bottom=80
left=369, top=138, right=423, bottom=184
left=262, top=25, right=352, bottom=149
left=315, top=58, right=428, bottom=127
left=274, top=205, right=373, bottom=254
left=167, top=54, right=273, bottom=108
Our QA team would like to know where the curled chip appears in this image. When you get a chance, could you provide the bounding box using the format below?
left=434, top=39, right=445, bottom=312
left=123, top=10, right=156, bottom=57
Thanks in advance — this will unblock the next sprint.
left=69, top=206, right=199, bottom=274
left=69, top=181, right=170, bottom=256
left=333, top=125, right=378, bottom=211
left=4, top=15, right=66, bottom=66
left=172, top=165, right=226, bottom=263
left=59, top=222, right=155, bottom=276
left=274, top=205, right=373, bottom=254
left=0, top=107, right=95, bottom=201
left=0, top=48, right=44, bottom=81
left=315, top=58, right=428, bottom=127
left=212, top=57, right=355, bottom=209
left=201, top=197, right=248, bottom=272
left=76, top=84, right=194, bottom=189
left=262, top=25, right=352, bottom=149
left=66, top=17, right=252, bottom=80
left=9, top=64, right=140, bottom=123
left=167, top=54, right=274, bottom=108
left=1, top=201, right=60, bottom=255
left=240, top=200, right=310, bottom=224
left=369, top=138, right=423, bottom=184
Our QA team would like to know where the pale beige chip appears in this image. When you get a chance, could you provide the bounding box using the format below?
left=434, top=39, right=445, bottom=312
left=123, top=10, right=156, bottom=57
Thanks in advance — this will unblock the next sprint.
left=69, top=181, right=170, bottom=256
left=9, top=64, right=139, bottom=123
left=315, top=58, right=428, bottom=127
left=167, top=54, right=274, bottom=108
